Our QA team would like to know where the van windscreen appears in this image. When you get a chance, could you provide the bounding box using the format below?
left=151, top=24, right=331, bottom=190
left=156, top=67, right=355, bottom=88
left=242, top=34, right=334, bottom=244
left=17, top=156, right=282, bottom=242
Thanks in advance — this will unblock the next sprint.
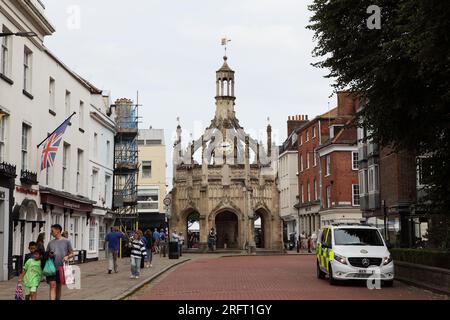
left=334, top=228, right=384, bottom=246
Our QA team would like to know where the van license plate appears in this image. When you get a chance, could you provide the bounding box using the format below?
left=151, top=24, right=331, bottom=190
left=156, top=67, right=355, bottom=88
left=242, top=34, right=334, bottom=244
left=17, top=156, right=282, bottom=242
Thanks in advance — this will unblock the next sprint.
left=358, top=269, right=374, bottom=274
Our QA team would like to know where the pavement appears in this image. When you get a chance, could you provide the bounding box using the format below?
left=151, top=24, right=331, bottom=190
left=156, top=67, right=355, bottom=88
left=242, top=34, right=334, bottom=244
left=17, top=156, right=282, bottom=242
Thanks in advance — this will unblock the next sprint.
left=0, top=253, right=194, bottom=300
left=132, top=255, right=450, bottom=300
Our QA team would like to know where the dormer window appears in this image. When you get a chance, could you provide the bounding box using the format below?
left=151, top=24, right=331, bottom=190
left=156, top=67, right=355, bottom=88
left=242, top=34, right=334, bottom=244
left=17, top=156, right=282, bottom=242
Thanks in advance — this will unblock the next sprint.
left=330, top=124, right=344, bottom=139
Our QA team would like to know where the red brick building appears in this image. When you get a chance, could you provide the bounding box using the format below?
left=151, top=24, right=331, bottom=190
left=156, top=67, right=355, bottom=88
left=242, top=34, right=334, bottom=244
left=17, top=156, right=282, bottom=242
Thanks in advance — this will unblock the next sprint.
left=295, top=92, right=361, bottom=236
left=359, top=141, right=425, bottom=247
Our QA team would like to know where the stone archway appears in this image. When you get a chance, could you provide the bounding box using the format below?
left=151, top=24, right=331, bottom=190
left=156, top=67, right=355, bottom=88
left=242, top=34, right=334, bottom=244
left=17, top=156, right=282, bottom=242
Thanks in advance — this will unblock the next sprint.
left=13, top=199, right=39, bottom=259
left=186, top=211, right=200, bottom=249
left=254, top=208, right=271, bottom=250
left=215, top=211, right=239, bottom=249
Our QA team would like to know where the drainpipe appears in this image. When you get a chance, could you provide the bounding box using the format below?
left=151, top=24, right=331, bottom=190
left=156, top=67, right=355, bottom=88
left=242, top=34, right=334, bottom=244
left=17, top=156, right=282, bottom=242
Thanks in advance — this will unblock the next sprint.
left=318, top=149, right=323, bottom=229
left=318, top=120, right=323, bottom=229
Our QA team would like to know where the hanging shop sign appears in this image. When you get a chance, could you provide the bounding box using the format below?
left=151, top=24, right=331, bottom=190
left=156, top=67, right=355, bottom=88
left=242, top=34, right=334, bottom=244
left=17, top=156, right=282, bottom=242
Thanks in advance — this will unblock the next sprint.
left=16, top=186, right=38, bottom=196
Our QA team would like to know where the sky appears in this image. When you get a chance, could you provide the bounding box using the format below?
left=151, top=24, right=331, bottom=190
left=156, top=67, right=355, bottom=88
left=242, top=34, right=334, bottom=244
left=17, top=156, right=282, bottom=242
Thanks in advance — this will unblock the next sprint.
left=41, top=0, right=336, bottom=186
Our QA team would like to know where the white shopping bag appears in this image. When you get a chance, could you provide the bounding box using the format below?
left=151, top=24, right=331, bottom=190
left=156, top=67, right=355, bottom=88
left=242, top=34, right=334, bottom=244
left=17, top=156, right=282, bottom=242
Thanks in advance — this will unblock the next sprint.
left=64, top=262, right=75, bottom=285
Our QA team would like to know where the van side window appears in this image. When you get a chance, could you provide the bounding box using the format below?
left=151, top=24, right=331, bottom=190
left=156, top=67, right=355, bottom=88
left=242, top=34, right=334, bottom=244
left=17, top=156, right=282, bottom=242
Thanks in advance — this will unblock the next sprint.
left=321, top=229, right=328, bottom=246
left=325, top=229, right=332, bottom=247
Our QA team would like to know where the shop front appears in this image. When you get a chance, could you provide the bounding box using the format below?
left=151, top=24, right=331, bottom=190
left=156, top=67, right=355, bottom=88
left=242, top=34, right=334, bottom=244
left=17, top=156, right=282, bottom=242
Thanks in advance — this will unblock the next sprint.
left=281, top=215, right=297, bottom=250
left=91, top=207, right=116, bottom=261
left=0, top=162, right=16, bottom=281
left=40, top=187, right=94, bottom=263
left=11, top=186, right=43, bottom=277
left=299, top=203, right=321, bottom=236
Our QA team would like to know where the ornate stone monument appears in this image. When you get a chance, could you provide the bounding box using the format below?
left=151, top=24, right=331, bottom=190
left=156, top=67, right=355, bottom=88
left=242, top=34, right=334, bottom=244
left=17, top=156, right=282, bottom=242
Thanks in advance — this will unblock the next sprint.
left=171, top=55, right=283, bottom=253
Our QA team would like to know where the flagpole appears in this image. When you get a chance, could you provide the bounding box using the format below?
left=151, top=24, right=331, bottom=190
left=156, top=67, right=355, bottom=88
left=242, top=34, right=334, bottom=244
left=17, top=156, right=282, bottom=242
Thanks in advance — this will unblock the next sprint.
left=37, top=112, right=77, bottom=148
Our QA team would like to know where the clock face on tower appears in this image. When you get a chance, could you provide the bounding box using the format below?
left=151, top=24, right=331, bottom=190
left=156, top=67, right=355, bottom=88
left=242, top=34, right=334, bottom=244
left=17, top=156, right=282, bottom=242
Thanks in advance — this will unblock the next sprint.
left=217, top=139, right=233, bottom=155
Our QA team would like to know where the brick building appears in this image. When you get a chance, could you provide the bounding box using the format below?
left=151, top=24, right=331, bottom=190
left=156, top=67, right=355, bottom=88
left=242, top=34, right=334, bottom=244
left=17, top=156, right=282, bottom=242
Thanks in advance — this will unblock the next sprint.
left=293, top=92, right=361, bottom=237
left=358, top=126, right=427, bottom=247
left=316, top=92, right=361, bottom=227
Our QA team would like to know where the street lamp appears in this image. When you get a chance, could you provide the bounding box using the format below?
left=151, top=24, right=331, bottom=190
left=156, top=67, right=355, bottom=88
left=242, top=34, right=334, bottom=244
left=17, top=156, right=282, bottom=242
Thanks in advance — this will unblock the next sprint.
left=0, top=31, right=37, bottom=37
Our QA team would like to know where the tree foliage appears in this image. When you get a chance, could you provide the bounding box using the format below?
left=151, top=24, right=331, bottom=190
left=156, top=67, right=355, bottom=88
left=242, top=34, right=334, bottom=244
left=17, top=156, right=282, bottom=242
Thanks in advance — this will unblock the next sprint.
left=187, top=212, right=200, bottom=228
left=308, top=0, right=450, bottom=216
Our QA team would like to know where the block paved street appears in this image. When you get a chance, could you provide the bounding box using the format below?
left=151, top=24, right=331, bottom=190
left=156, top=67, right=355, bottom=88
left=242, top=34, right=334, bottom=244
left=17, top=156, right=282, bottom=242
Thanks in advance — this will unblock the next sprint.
left=131, top=255, right=449, bottom=300
left=0, top=253, right=194, bottom=300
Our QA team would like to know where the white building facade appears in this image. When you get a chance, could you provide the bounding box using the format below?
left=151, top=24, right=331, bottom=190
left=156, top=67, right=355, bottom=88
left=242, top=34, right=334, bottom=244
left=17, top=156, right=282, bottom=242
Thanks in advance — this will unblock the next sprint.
left=87, top=97, right=116, bottom=261
left=137, top=128, right=167, bottom=231
left=0, top=0, right=115, bottom=280
left=278, top=147, right=299, bottom=242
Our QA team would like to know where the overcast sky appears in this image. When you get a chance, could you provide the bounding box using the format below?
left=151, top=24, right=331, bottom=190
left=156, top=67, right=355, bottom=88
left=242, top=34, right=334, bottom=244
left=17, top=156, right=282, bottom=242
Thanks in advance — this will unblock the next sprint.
left=42, top=0, right=336, bottom=185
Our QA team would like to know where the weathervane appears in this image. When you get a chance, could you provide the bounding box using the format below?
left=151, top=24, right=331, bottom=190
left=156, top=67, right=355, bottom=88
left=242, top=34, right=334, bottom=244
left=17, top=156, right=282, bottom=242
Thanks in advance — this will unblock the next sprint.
left=221, top=37, right=231, bottom=56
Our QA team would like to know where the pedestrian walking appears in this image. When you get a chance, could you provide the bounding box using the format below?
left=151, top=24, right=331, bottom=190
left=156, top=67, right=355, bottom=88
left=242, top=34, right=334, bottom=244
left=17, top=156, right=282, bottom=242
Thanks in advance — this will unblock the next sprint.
left=178, top=232, right=185, bottom=257
left=208, top=228, right=217, bottom=251
left=105, top=227, right=125, bottom=274
left=129, top=230, right=147, bottom=279
left=36, top=233, right=47, bottom=273
left=18, top=249, right=43, bottom=300
left=160, top=229, right=167, bottom=257
left=24, top=241, right=38, bottom=265
left=307, top=235, right=312, bottom=253
left=153, top=228, right=161, bottom=254
left=143, top=230, right=154, bottom=268
left=300, top=231, right=306, bottom=250
left=46, top=224, right=75, bottom=300
left=36, top=233, right=46, bottom=254
left=171, top=230, right=179, bottom=242
left=171, top=230, right=179, bottom=256
left=311, top=232, right=317, bottom=250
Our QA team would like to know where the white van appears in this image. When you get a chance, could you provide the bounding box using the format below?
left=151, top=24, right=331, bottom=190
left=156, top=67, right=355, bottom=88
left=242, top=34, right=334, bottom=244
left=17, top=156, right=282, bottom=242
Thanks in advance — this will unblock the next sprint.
left=316, top=223, right=394, bottom=286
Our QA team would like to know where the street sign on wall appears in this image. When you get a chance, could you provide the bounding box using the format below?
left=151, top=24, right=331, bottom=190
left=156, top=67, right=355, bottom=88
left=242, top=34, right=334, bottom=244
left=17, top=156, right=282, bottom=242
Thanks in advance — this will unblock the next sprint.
left=163, top=195, right=171, bottom=207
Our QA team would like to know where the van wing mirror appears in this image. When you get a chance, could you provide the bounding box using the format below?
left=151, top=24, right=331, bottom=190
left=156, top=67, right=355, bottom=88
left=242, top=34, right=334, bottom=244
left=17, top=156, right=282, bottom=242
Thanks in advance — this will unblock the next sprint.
left=386, top=241, right=393, bottom=249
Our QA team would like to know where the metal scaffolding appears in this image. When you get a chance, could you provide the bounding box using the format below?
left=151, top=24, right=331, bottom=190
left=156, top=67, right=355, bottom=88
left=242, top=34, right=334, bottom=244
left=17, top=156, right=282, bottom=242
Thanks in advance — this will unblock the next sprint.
left=113, top=98, right=140, bottom=230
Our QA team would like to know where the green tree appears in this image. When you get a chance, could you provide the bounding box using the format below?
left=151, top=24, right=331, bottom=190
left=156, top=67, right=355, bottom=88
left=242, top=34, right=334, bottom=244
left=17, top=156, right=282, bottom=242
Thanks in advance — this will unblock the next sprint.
left=187, top=212, right=200, bottom=229
left=308, top=1, right=450, bottom=228
left=308, top=0, right=450, bottom=245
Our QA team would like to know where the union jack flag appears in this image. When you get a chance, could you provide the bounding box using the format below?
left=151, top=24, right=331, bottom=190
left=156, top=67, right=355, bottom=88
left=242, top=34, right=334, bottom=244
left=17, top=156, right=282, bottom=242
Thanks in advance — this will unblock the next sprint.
left=40, top=119, right=71, bottom=171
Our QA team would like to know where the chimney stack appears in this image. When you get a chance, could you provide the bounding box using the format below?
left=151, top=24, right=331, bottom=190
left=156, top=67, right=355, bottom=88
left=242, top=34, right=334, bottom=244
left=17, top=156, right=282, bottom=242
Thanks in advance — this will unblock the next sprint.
left=287, top=114, right=309, bottom=137
left=337, top=91, right=359, bottom=117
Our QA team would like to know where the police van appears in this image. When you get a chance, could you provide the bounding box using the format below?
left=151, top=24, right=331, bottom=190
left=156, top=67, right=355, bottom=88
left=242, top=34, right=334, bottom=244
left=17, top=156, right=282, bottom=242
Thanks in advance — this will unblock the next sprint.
left=316, top=223, right=394, bottom=286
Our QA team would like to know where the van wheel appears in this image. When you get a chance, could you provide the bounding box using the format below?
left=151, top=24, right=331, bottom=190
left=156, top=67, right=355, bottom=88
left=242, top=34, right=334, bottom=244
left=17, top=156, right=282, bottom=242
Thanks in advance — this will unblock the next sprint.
left=328, top=264, right=338, bottom=285
left=383, top=280, right=394, bottom=287
left=317, top=260, right=325, bottom=279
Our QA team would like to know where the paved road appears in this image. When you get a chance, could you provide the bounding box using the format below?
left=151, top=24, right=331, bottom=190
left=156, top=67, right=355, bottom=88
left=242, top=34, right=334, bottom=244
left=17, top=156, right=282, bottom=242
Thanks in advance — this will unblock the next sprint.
left=133, top=255, right=449, bottom=300
left=0, top=254, right=191, bottom=300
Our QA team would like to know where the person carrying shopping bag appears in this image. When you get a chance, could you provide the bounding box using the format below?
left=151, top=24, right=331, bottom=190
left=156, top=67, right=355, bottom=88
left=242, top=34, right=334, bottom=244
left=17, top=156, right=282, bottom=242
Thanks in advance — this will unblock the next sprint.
left=46, top=224, right=75, bottom=300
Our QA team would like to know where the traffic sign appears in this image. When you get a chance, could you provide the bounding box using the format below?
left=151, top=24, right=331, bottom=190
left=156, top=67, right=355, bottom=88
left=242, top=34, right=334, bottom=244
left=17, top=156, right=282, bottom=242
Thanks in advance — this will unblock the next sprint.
left=164, top=195, right=171, bottom=207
